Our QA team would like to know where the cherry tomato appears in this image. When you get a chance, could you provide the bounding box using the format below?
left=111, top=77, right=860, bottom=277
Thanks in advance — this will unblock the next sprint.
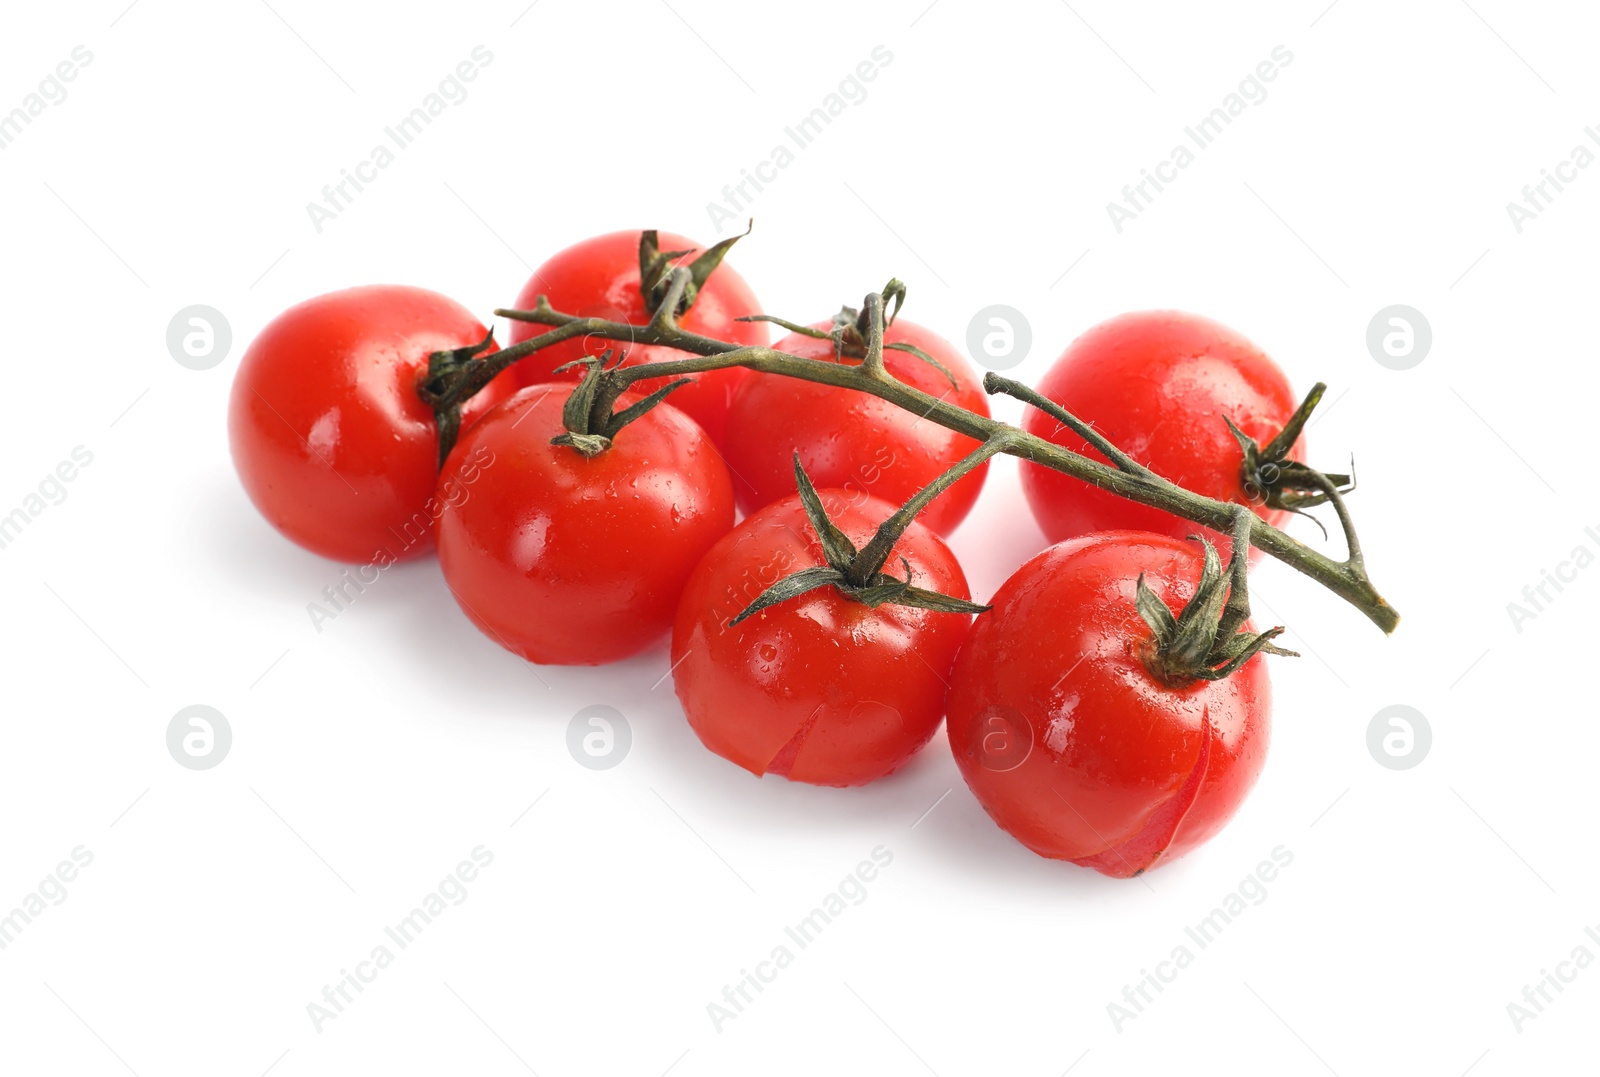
left=506, top=230, right=768, bottom=447
left=1019, top=311, right=1302, bottom=562
left=671, top=491, right=974, bottom=786
left=229, top=285, right=513, bottom=564
left=946, top=531, right=1271, bottom=876
left=720, top=320, right=991, bottom=536
left=435, top=384, right=735, bottom=666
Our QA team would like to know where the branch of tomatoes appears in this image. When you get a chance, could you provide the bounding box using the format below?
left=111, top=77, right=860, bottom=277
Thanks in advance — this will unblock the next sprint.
left=424, top=259, right=1398, bottom=634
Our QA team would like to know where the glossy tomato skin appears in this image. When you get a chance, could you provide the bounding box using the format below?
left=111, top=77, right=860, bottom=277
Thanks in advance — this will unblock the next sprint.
left=229, top=285, right=513, bottom=564
left=1019, top=311, right=1301, bottom=562
left=506, top=230, right=768, bottom=447
left=720, top=320, right=991, bottom=536
left=435, top=384, right=735, bottom=666
left=672, top=492, right=973, bottom=786
left=946, top=531, right=1270, bottom=876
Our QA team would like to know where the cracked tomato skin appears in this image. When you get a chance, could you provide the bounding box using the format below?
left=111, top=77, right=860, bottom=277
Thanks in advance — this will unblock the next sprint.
left=506, top=229, right=768, bottom=448
left=721, top=319, right=990, bottom=536
left=1018, top=311, right=1301, bottom=563
left=671, top=491, right=973, bottom=787
left=229, top=285, right=513, bottom=563
left=946, top=531, right=1270, bottom=876
left=435, top=384, right=736, bottom=666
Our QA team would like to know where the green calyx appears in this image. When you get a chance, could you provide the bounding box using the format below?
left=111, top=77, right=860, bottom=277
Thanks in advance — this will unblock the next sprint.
left=736, top=280, right=958, bottom=391
left=730, top=454, right=989, bottom=625
left=1228, top=382, right=1354, bottom=526
left=1136, top=511, right=1298, bottom=686
left=639, top=223, right=752, bottom=318
left=548, top=351, right=690, bottom=458
left=418, top=328, right=502, bottom=467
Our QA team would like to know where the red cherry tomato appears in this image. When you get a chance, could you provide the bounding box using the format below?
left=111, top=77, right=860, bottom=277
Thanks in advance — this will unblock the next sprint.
left=435, top=385, right=735, bottom=666
left=721, top=320, right=991, bottom=536
left=946, top=531, right=1271, bottom=876
left=506, top=230, right=768, bottom=447
left=229, top=285, right=512, bottom=563
left=1019, top=311, right=1301, bottom=562
left=671, top=491, right=974, bottom=786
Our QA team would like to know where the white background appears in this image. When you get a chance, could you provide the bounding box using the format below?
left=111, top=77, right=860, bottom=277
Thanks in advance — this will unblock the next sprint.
left=2, top=1, right=1595, bottom=1074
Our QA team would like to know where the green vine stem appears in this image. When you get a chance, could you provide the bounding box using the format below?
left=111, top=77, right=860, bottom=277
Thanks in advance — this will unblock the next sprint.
left=449, top=266, right=1398, bottom=634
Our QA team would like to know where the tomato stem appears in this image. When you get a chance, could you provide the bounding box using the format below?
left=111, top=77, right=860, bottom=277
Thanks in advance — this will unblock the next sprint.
left=471, top=265, right=1399, bottom=633
left=845, top=434, right=1012, bottom=587
left=416, top=328, right=500, bottom=467
left=984, top=373, right=1148, bottom=476
left=728, top=454, right=990, bottom=624
left=546, top=351, right=694, bottom=457
left=639, top=222, right=753, bottom=318
left=1136, top=508, right=1299, bottom=685
left=1227, top=383, right=1355, bottom=541
left=738, top=284, right=957, bottom=389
